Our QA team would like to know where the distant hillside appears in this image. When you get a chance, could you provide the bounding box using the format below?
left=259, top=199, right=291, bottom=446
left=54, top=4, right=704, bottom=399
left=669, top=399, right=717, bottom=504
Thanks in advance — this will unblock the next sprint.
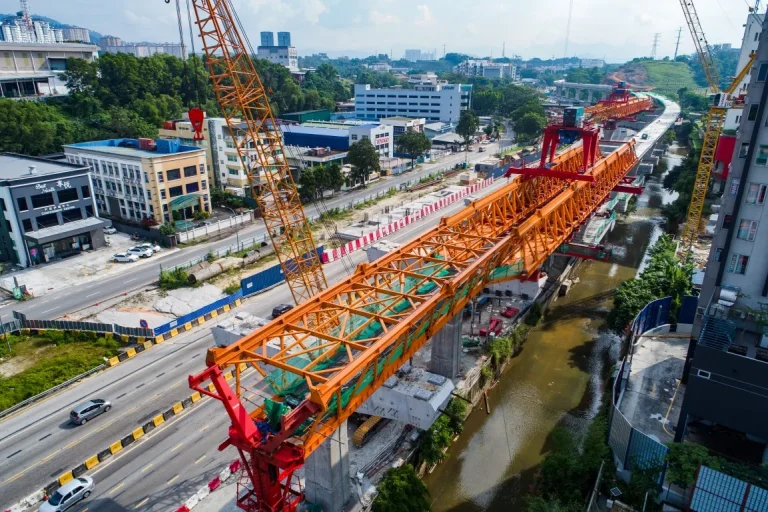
left=608, top=60, right=702, bottom=98
left=0, top=13, right=102, bottom=44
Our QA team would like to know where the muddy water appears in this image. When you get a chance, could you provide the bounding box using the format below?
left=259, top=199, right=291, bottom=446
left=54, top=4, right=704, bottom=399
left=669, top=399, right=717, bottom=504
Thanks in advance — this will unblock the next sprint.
left=423, top=145, right=683, bottom=511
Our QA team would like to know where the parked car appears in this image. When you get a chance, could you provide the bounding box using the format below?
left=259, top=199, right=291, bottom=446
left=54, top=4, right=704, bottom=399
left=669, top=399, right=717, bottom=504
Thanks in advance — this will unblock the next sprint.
left=641, top=133, right=649, bottom=140
left=70, top=399, right=111, bottom=426
left=272, top=304, right=293, bottom=318
left=102, top=226, right=117, bottom=235
left=478, top=147, right=485, bottom=153
left=137, top=242, right=161, bottom=253
left=38, top=476, right=94, bottom=512
left=127, top=246, right=153, bottom=258
left=113, top=253, right=139, bottom=263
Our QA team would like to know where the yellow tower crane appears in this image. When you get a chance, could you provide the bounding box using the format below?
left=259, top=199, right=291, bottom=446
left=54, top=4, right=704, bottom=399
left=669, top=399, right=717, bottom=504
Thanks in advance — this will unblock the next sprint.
left=678, top=0, right=756, bottom=252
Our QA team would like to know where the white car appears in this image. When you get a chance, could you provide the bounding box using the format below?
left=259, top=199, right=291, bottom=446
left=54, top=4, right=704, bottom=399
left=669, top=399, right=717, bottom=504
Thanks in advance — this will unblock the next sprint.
left=38, top=476, right=94, bottom=512
left=137, top=242, right=161, bottom=253
left=127, top=246, right=153, bottom=258
left=102, top=226, right=117, bottom=235
left=113, top=252, right=139, bottom=263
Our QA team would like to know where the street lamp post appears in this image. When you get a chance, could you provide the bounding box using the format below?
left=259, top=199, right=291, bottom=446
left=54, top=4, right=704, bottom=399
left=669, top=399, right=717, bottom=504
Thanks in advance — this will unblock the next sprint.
left=222, top=206, right=240, bottom=250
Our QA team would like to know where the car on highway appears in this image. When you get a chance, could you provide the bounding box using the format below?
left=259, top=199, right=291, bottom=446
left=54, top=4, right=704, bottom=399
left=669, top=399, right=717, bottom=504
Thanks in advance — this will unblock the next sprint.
left=137, top=242, right=161, bottom=253
left=127, top=246, right=153, bottom=258
left=641, top=133, right=649, bottom=140
left=38, top=476, right=94, bottom=512
left=70, top=399, right=111, bottom=425
left=103, top=226, right=117, bottom=235
left=112, top=252, right=139, bottom=263
left=272, top=303, right=293, bottom=318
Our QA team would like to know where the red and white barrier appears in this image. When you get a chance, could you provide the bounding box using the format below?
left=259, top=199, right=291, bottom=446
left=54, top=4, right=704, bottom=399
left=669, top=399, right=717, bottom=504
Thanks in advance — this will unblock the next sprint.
left=323, top=178, right=494, bottom=263
left=174, top=459, right=242, bottom=511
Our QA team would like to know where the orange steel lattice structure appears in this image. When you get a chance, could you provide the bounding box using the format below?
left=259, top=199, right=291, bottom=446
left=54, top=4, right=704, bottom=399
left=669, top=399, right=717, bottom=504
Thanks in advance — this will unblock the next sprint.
left=585, top=94, right=653, bottom=123
left=190, top=0, right=327, bottom=305
left=189, top=137, right=639, bottom=511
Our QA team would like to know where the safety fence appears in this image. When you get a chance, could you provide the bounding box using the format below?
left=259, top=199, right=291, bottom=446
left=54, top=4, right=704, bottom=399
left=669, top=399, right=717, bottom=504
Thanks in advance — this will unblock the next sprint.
left=12, top=311, right=154, bottom=338
left=153, top=290, right=244, bottom=337
left=176, top=211, right=254, bottom=243
left=322, top=178, right=494, bottom=263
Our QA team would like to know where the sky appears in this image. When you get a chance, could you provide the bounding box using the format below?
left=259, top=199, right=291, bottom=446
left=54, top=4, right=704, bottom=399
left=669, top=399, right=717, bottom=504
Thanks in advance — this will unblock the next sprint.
left=26, top=0, right=758, bottom=62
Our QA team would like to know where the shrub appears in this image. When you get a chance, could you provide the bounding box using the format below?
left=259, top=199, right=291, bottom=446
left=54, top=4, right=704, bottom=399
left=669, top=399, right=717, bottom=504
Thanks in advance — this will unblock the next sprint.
left=525, top=302, right=543, bottom=326
left=159, top=268, right=190, bottom=290
left=159, top=222, right=176, bottom=235
left=372, top=464, right=429, bottom=512
left=194, top=210, right=211, bottom=221
left=480, top=365, right=494, bottom=386
left=223, top=282, right=241, bottom=295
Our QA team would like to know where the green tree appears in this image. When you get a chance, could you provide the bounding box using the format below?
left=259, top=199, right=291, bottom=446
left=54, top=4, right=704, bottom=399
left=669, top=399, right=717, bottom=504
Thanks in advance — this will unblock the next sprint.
left=347, top=138, right=380, bottom=186
left=515, top=112, right=546, bottom=143
left=396, top=130, right=431, bottom=169
left=510, top=100, right=546, bottom=123
left=525, top=497, right=583, bottom=512
left=371, top=464, right=429, bottom=512
left=326, top=162, right=345, bottom=194
left=0, top=99, right=82, bottom=155
left=539, top=428, right=584, bottom=504
left=298, top=167, right=317, bottom=201
left=665, top=443, right=716, bottom=488
left=456, top=110, right=479, bottom=161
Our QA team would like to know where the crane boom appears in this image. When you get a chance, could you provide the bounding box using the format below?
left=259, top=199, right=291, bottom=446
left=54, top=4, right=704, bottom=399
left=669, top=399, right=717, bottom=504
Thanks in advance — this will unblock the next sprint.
left=679, top=0, right=721, bottom=93
left=189, top=0, right=327, bottom=305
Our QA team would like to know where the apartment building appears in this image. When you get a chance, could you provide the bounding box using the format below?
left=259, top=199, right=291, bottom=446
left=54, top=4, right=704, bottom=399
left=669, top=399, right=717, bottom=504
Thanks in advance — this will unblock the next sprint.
left=63, top=139, right=210, bottom=224
left=0, top=154, right=105, bottom=267
left=454, top=59, right=516, bottom=80
left=677, top=15, right=768, bottom=453
left=354, top=83, right=472, bottom=123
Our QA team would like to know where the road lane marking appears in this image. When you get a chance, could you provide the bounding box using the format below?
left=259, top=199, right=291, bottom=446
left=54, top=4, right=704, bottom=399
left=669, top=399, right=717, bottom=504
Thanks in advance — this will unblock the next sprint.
left=156, top=372, right=165, bottom=378
left=136, top=383, right=145, bottom=389
left=141, top=463, right=153, bottom=473
left=109, top=482, right=124, bottom=494
left=40, top=308, right=56, bottom=314
left=171, top=442, right=183, bottom=452
left=166, top=474, right=179, bottom=485
left=6, top=449, right=21, bottom=458
left=38, top=433, right=51, bottom=441
left=125, top=278, right=137, bottom=283
left=86, top=292, right=99, bottom=298
left=135, top=497, right=149, bottom=509
left=195, top=454, right=206, bottom=464
left=199, top=424, right=209, bottom=433
left=116, top=393, right=127, bottom=399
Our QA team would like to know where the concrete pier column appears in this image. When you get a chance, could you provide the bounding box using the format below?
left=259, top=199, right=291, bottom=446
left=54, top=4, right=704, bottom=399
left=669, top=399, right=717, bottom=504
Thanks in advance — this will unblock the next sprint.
left=304, top=420, right=350, bottom=512
left=430, top=313, right=462, bottom=378
left=587, top=90, right=594, bottom=104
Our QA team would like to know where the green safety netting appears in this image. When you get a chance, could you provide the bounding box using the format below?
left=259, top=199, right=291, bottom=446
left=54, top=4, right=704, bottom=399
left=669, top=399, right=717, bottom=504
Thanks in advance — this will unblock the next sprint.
left=263, top=255, right=463, bottom=427
left=489, top=259, right=524, bottom=281
left=263, top=398, right=290, bottom=430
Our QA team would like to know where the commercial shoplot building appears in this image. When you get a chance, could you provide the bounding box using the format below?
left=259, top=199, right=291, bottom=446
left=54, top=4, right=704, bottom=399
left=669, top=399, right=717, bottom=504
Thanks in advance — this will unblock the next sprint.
left=282, top=122, right=393, bottom=157
left=0, top=154, right=107, bottom=267
left=63, top=139, right=210, bottom=225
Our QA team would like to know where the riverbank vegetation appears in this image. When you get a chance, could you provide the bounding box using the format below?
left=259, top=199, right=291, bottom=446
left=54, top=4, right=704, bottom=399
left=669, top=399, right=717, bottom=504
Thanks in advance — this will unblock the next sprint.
left=417, top=398, right=468, bottom=466
left=607, top=235, right=693, bottom=331
left=371, top=464, right=430, bottom=512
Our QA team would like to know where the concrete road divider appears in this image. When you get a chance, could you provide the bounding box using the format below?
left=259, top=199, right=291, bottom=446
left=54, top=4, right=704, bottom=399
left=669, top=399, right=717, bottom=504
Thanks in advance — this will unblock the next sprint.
left=172, top=458, right=241, bottom=511
left=2, top=370, right=237, bottom=512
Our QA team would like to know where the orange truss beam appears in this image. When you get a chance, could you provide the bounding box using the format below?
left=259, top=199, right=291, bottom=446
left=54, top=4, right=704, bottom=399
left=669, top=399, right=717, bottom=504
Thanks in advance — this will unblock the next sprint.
left=585, top=95, right=653, bottom=123
left=192, top=141, right=638, bottom=458
left=190, top=0, right=327, bottom=304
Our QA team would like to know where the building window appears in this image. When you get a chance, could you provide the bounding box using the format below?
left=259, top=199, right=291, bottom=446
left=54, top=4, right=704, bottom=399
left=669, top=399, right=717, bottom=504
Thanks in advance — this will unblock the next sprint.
left=227, top=155, right=238, bottom=162
left=351, top=134, right=358, bottom=141
left=714, top=247, right=723, bottom=262
left=184, top=165, right=198, bottom=177
left=147, top=190, right=152, bottom=200
left=200, top=164, right=205, bottom=174
left=697, top=370, right=711, bottom=379
left=31, top=192, right=54, bottom=209
left=161, top=190, right=166, bottom=199
left=728, top=253, right=749, bottom=274
left=22, top=219, right=32, bottom=232
left=166, top=168, right=181, bottom=181
left=36, top=212, right=59, bottom=228
left=62, top=209, right=83, bottom=223
left=748, top=104, right=760, bottom=122
left=17, top=197, right=28, bottom=211
left=157, top=171, right=164, bottom=182
left=737, top=219, right=758, bottom=240
left=228, top=168, right=239, bottom=175
left=57, top=188, right=79, bottom=203
left=81, top=186, right=91, bottom=198
left=168, top=186, right=184, bottom=198
left=0, top=198, right=5, bottom=211
left=201, top=180, right=207, bottom=190
left=85, top=205, right=94, bottom=217
left=186, top=182, right=200, bottom=193
left=730, top=178, right=740, bottom=196
left=757, top=145, right=768, bottom=166
left=746, top=183, right=768, bottom=204
left=758, top=63, right=768, bottom=82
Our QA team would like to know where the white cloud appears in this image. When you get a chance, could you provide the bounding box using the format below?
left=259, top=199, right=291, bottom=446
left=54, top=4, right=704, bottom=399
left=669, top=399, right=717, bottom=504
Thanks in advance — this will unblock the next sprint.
left=123, top=9, right=153, bottom=26
left=369, top=10, right=400, bottom=25
left=416, top=5, right=434, bottom=25
left=303, top=0, right=328, bottom=24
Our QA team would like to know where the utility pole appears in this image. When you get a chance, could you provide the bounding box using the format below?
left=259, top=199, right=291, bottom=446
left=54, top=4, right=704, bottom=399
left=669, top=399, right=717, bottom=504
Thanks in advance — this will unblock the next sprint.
left=651, top=32, right=661, bottom=60
left=443, top=44, right=446, bottom=58
left=674, top=27, right=682, bottom=59
left=502, top=41, right=506, bottom=58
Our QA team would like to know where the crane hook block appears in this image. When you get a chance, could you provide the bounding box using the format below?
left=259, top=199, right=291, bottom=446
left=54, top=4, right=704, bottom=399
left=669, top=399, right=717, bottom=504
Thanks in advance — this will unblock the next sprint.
left=188, top=107, right=205, bottom=141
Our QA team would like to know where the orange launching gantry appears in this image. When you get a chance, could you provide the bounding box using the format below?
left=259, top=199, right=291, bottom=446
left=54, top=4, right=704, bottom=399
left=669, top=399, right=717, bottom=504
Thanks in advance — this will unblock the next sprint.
left=189, top=134, right=639, bottom=510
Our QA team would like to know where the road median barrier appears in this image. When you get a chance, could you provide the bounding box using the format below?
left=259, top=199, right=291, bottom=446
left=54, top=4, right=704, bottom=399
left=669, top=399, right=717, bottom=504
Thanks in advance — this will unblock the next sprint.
left=172, top=458, right=243, bottom=511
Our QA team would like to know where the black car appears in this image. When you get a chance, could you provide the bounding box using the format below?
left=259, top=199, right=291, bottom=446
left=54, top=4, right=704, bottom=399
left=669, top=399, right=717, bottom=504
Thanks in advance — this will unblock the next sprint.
left=272, top=304, right=293, bottom=318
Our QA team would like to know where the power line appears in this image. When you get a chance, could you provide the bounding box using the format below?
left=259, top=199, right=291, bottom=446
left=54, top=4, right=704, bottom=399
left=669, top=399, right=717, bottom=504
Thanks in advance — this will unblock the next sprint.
left=563, top=0, right=574, bottom=58
left=651, top=32, right=661, bottom=60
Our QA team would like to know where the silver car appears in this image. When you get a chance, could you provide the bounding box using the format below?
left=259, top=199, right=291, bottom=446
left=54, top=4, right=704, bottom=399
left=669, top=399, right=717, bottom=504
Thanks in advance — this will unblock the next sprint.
left=70, top=399, right=111, bottom=426
left=38, top=476, right=94, bottom=511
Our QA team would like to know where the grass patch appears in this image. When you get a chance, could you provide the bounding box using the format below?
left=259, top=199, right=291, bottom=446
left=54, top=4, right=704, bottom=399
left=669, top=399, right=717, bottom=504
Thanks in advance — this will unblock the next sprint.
left=223, top=282, right=241, bottom=295
left=639, top=61, right=699, bottom=97
left=0, top=332, right=121, bottom=411
left=159, top=268, right=195, bottom=290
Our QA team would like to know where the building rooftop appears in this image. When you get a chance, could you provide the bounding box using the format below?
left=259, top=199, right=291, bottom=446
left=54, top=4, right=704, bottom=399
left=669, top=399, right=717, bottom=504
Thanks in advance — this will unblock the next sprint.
left=0, top=41, right=98, bottom=51
left=380, top=116, right=424, bottom=122
left=0, top=154, right=86, bottom=181
left=64, top=138, right=204, bottom=159
left=280, top=125, right=351, bottom=137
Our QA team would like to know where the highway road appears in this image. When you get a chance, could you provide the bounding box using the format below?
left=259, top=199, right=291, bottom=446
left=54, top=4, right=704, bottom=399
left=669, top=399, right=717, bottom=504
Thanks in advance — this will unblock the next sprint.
left=0, top=154, right=511, bottom=512
left=0, top=144, right=499, bottom=324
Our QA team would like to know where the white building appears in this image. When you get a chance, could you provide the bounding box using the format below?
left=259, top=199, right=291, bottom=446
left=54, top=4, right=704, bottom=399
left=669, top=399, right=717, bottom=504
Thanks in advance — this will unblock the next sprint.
left=102, top=43, right=186, bottom=59
left=723, top=13, right=764, bottom=131
left=454, top=59, right=516, bottom=80
left=580, top=58, right=606, bottom=68
left=256, top=45, right=298, bottom=72
left=1, top=20, right=63, bottom=44
left=61, top=27, right=90, bottom=43
left=354, top=83, right=472, bottom=124
left=380, top=116, right=426, bottom=137
left=405, top=49, right=421, bottom=62
left=349, top=124, right=393, bottom=157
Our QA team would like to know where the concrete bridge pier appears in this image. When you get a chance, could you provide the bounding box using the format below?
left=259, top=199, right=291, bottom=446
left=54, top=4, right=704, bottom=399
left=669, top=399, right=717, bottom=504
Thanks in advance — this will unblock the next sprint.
left=304, top=420, right=351, bottom=512
left=430, top=313, right=462, bottom=378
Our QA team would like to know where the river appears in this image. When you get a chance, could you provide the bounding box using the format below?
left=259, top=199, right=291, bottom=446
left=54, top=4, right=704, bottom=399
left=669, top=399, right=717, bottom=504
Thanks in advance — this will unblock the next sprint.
left=423, top=143, right=687, bottom=511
